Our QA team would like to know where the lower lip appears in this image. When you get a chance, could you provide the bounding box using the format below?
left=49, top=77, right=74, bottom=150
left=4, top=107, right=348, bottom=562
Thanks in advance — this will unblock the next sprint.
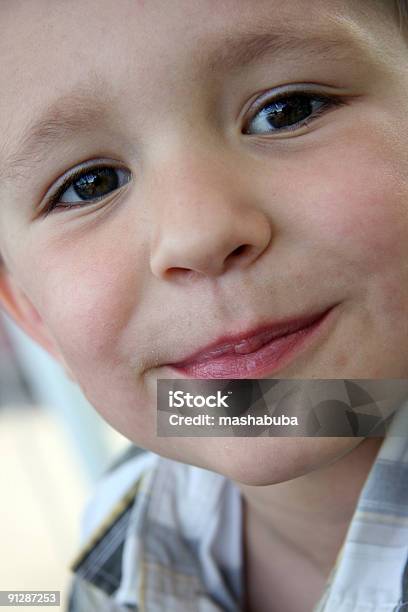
left=167, top=306, right=337, bottom=379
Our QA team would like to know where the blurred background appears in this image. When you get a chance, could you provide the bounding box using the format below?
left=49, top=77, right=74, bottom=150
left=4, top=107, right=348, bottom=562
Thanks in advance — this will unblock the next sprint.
left=0, top=310, right=131, bottom=610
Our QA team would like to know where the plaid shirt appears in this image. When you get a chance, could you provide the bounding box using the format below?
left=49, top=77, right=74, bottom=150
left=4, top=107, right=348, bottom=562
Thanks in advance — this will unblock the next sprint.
left=68, top=401, right=408, bottom=612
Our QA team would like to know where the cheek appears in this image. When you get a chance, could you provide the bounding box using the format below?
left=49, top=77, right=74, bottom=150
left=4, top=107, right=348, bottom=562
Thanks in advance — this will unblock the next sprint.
left=282, top=133, right=408, bottom=297
left=33, top=246, right=154, bottom=432
left=322, top=157, right=408, bottom=321
left=322, top=178, right=406, bottom=275
left=31, top=243, right=146, bottom=375
left=315, top=156, right=404, bottom=258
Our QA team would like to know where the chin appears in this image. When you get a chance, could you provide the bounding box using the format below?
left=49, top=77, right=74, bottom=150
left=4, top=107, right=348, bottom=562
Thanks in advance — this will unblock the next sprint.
left=179, top=436, right=362, bottom=486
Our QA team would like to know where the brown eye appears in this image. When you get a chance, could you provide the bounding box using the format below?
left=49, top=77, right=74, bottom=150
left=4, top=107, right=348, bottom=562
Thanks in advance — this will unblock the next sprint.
left=243, top=93, right=339, bottom=135
left=70, top=167, right=120, bottom=201
left=44, top=165, right=131, bottom=216
left=60, top=166, right=131, bottom=202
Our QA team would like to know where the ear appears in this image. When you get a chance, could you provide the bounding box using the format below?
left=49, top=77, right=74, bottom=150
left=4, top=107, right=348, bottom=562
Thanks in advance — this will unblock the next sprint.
left=0, top=268, right=77, bottom=382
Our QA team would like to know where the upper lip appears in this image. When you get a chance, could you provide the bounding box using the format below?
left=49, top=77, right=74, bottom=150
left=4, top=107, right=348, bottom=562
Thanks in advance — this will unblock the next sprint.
left=168, top=305, right=336, bottom=367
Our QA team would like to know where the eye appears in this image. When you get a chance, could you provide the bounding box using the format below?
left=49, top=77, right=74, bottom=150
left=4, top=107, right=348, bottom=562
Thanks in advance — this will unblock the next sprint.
left=43, top=164, right=131, bottom=216
left=243, top=91, right=344, bottom=136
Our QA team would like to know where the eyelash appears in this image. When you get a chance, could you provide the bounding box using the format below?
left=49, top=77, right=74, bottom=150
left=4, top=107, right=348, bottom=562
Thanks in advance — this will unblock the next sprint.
left=42, top=164, right=131, bottom=217
left=243, top=90, right=346, bottom=136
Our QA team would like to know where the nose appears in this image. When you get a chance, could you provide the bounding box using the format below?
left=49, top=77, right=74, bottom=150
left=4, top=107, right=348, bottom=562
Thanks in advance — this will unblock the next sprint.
left=149, top=154, right=272, bottom=281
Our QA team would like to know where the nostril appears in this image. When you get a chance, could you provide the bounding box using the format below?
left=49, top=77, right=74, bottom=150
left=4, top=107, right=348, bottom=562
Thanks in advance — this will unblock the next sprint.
left=165, top=267, right=204, bottom=282
left=231, top=244, right=249, bottom=258
left=227, top=244, right=261, bottom=269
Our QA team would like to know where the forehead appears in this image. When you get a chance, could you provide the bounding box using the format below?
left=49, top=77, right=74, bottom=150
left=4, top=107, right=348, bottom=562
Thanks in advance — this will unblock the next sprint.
left=0, top=0, right=395, bottom=90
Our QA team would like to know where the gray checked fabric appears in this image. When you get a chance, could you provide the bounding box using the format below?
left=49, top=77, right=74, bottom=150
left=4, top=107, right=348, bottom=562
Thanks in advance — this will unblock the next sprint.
left=67, top=397, right=408, bottom=611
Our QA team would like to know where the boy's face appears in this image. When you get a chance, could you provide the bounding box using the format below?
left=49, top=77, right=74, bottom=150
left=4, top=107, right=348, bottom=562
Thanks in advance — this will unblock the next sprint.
left=0, top=0, right=407, bottom=484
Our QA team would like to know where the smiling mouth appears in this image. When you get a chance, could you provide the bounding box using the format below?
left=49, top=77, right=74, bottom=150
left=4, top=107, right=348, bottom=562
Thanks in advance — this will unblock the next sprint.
left=166, top=304, right=338, bottom=379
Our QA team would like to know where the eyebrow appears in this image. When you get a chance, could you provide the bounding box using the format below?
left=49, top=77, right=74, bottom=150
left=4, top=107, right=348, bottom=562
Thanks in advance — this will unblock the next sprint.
left=205, top=25, right=363, bottom=73
left=3, top=78, right=115, bottom=181
left=3, top=24, right=367, bottom=181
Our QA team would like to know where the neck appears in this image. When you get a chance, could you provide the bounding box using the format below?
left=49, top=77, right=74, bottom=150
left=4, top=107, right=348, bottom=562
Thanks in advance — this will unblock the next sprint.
left=234, top=437, right=384, bottom=611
